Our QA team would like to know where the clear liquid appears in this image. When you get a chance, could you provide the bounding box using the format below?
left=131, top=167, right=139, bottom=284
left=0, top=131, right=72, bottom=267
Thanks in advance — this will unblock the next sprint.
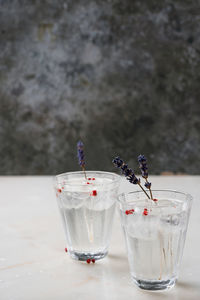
left=62, top=203, right=115, bottom=253
left=122, top=200, right=188, bottom=281
left=57, top=176, right=117, bottom=256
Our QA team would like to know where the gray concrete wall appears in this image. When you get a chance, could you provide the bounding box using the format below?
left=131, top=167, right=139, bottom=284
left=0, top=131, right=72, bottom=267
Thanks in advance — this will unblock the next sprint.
left=0, top=0, right=200, bottom=175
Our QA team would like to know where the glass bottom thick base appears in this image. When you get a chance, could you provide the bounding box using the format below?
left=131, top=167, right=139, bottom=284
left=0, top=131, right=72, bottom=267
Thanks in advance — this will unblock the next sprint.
left=132, top=276, right=176, bottom=291
left=69, top=250, right=108, bottom=261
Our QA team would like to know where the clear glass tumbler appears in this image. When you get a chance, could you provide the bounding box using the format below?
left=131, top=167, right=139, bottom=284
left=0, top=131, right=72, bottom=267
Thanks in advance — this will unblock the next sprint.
left=118, top=190, right=192, bottom=291
left=55, top=171, right=120, bottom=261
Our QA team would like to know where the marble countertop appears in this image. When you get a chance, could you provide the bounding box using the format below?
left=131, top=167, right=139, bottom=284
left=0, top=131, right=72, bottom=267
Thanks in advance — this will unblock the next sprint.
left=0, top=176, right=200, bottom=300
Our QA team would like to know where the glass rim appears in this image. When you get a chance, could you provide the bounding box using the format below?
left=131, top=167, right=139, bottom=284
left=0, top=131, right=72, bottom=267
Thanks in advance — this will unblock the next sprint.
left=118, top=189, right=193, bottom=207
left=55, top=170, right=121, bottom=186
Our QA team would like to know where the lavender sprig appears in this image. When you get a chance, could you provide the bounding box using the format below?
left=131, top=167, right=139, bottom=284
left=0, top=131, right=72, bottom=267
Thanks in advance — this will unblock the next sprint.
left=138, top=154, right=153, bottom=199
left=77, top=141, right=87, bottom=179
left=112, top=157, right=150, bottom=199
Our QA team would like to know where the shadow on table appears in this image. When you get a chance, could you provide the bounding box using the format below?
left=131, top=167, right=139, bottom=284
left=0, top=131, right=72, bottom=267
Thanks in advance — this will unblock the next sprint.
left=175, top=280, right=200, bottom=300
left=176, top=280, right=200, bottom=290
left=107, top=253, right=129, bottom=274
left=138, top=280, right=200, bottom=300
left=108, top=253, right=127, bottom=261
left=107, top=256, right=200, bottom=300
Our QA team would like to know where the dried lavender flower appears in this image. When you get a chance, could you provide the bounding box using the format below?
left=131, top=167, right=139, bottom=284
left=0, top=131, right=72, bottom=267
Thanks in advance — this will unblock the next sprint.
left=144, top=182, right=151, bottom=189
left=128, top=173, right=140, bottom=185
left=112, top=157, right=138, bottom=182
left=138, top=154, right=153, bottom=199
left=121, top=164, right=133, bottom=177
left=112, top=156, right=150, bottom=199
left=77, top=141, right=85, bottom=167
left=112, top=156, right=123, bottom=168
left=138, top=154, right=148, bottom=178
left=77, top=141, right=87, bottom=179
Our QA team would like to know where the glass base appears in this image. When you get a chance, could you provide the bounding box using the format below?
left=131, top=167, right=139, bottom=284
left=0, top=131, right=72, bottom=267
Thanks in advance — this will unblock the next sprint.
left=69, top=250, right=108, bottom=261
left=132, top=277, right=176, bottom=291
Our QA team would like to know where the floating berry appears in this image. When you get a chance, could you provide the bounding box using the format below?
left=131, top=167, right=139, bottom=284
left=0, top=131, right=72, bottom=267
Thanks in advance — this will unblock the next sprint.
left=92, top=178, right=95, bottom=180
left=92, top=259, right=95, bottom=263
left=92, top=190, right=97, bottom=196
left=87, top=259, right=91, bottom=264
left=87, top=182, right=90, bottom=184
left=88, top=178, right=92, bottom=180
left=65, top=248, right=68, bottom=252
left=153, top=198, right=158, bottom=202
left=143, top=208, right=148, bottom=216
left=125, top=209, right=134, bottom=215
left=57, top=189, right=62, bottom=193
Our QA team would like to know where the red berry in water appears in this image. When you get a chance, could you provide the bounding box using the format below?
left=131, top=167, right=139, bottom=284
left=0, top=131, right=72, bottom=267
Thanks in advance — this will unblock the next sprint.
left=92, top=178, right=95, bottom=180
left=87, top=259, right=91, bottom=264
left=65, top=248, right=68, bottom=252
left=153, top=198, right=158, bottom=202
left=92, top=259, right=95, bottom=263
left=88, top=178, right=91, bottom=180
left=143, top=209, right=148, bottom=216
left=125, top=209, right=134, bottom=215
left=92, top=190, right=97, bottom=196
left=57, top=189, right=62, bottom=193
left=87, top=182, right=90, bottom=184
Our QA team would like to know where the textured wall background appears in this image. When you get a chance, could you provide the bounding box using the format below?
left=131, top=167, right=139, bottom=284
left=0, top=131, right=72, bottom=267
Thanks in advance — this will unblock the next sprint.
left=0, top=0, right=200, bottom=175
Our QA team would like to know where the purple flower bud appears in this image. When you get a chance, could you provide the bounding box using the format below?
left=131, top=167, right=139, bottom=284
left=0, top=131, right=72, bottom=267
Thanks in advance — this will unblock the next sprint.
left=112, top=156, right=140, bottom=185
left=138, top=154, right=148, bottom=178
left=77, top=141, right=85, bottom=167
left=112, top=156, right=123, bottom=168
left=121, top=164, right=132, bottom=176
left=129, top=174, right=140, bottom=185
left=144, top=182, right=151, bottom=189
left=141, top=169, right=148, bottom=178
left=138, top=155, right=147, bottom=164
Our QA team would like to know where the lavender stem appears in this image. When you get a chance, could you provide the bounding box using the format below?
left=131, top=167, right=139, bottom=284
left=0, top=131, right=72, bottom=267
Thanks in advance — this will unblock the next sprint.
left=138, top=183, right=151, bottom=199
left=145, top=178, right=153, bottom=199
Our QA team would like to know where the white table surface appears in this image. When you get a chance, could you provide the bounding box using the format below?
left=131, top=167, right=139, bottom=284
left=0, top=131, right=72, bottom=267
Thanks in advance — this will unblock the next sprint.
left=0, top=176, right=200, bottom=300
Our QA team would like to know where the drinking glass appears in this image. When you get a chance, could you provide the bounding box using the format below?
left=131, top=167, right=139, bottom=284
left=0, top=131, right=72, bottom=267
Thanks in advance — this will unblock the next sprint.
left=118, top=190, right=192, bottom=290
left=55, top=171, right=120, bottom=261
